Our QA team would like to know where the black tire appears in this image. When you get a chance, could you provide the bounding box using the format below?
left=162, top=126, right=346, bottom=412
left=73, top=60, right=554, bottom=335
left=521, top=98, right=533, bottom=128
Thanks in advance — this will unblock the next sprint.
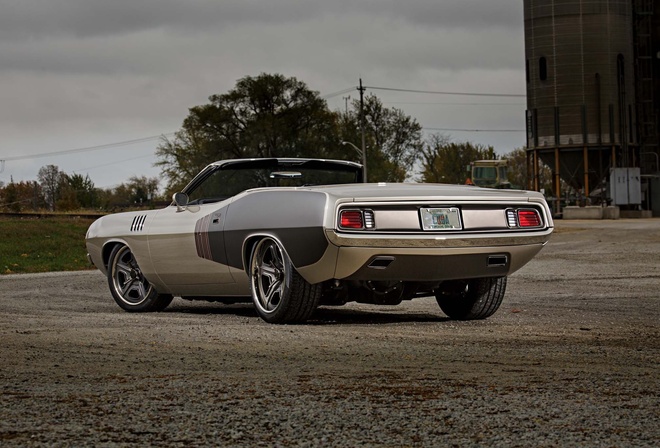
left=107, top=245, right=173, bottom=312
left=434, top=277, right=507, bottom=320
left=249, top=237, right=321, bottom=324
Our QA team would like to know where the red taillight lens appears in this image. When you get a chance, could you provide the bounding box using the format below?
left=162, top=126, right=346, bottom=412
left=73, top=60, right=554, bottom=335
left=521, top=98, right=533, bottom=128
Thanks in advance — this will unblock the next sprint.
left=340, top=210, right=364, bottom=229
left=517, top=210, right=542, bottom=227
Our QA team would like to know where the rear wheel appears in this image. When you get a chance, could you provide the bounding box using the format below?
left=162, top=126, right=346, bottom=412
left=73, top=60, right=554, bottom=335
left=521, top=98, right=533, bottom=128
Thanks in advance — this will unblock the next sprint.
left=249, top=237, right=321, bottom=324
left=434, top=277, right=507, bottom=320
left=107, top=245, right=173, bottom=312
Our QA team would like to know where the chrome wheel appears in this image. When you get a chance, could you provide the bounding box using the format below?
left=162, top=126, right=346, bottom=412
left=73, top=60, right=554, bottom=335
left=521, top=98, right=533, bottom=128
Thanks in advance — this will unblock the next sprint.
left=251, top=238, right=288, bottom=314
left=110, top=245, right=153, bottom=306
left=107, top=245, right=172, bottom=312
left=249, top=237, right=321, bottom=324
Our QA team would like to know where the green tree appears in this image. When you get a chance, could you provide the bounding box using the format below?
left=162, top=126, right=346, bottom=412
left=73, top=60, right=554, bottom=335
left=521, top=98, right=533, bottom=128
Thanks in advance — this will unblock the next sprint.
left=56, top=180, right=80, bottom=211
left=67, top=173, right=98, bottom=209
left=93, top=176, right=160, bottom=211
left=156, top=73, right=338, bottom=194
left=337, top=95, right=424, bottom=182
left=420, top=136, right=497, bottom=184
left=157, top=74, right=428, bottom=192
left=361, top=95, right=424, bottom=182
left=115, top=176, right=160, bottom=206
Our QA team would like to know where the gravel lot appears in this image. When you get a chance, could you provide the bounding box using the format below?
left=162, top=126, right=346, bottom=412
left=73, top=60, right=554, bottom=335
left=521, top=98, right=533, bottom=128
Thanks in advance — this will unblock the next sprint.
left=1, top=219, right=659, bottom=447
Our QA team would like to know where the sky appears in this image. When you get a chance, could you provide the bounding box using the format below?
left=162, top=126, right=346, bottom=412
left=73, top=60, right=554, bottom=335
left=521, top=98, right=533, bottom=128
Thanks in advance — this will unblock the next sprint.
left=0, top=0, right=527, bottom=191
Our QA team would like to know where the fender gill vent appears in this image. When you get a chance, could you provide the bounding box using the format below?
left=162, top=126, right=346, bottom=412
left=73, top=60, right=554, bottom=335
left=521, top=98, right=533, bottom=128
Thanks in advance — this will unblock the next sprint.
left=130, top=215, right=147, bottom=232
left=368, top=256, right=395, bottom=269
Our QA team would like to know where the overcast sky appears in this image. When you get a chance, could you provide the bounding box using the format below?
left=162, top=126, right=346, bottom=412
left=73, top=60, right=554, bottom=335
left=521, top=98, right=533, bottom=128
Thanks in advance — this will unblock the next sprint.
left=0, top=0, right=526, bottom=191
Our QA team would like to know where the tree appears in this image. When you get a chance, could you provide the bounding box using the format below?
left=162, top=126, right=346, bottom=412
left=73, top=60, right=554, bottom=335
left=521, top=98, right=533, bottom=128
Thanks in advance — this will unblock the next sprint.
left=420, top=136, right=497, bottom=184
left=361, top=95, right=424, bottom=182
left=503, top=147, right=557, bottom=194
left=115, top=176, right=160, bottom=206
left=156, top=73, right=429, bottom=192
left=66, top=173, right=98, bottom=209
left=56, top=179, right=80, bottom=211
left=336, top=95, right=424, bottom=182
left=156, top=73, right=339, bottom=194
left=0, top=180, right=43, bottom=212
left=38, top=165, right=68, bottom=211
left=502, top=147, right=528, bottom=190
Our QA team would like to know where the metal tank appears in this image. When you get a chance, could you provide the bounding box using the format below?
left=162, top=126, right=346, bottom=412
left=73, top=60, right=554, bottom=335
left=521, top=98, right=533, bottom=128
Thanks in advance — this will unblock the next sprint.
left=523, top=0, right=637, bottom=207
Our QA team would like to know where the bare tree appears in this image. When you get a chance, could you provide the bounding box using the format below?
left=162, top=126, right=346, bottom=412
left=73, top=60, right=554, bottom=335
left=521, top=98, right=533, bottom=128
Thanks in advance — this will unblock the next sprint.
left=38, top=165, right=67, bottom=211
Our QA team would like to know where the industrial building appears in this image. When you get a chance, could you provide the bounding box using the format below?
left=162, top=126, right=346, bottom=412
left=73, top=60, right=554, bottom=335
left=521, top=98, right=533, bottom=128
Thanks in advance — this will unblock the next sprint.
left=523, top=0, right=659, bottom=217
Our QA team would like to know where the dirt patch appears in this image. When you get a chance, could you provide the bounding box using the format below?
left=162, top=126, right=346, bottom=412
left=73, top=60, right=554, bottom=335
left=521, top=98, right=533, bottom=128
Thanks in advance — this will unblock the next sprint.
left=1, top=219, right=658, bottom=446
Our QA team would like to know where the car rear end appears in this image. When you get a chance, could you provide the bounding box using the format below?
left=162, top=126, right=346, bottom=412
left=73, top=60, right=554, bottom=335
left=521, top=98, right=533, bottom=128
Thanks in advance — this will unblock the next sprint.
left=318, top=183, right=553, bottom=283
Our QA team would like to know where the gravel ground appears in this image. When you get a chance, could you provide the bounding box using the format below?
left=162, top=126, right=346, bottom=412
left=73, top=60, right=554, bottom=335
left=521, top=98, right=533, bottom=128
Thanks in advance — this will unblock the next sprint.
left=0, top=219, right=658, bottom=447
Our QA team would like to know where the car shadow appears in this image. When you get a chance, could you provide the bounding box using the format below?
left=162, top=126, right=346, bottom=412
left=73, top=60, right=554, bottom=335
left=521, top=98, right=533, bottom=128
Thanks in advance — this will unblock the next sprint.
left=308, top=307, right=450, bottom=325
left=164, top=302, right=449, bottom=325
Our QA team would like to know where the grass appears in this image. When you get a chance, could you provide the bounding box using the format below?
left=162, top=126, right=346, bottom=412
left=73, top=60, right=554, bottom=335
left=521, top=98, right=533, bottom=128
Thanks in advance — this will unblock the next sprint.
left=0, top=216, right=97, bottom=275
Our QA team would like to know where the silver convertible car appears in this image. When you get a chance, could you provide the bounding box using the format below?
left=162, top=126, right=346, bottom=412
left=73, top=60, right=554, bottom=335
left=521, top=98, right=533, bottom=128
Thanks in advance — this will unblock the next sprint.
left=86, top=158, right=553, bottom=324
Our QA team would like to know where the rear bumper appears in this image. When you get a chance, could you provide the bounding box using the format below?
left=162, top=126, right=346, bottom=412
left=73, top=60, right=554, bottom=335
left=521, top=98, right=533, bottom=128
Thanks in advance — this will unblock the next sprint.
left=297, top=229, right=551, bottom=284
left=333, top=243, right=546, bottom=281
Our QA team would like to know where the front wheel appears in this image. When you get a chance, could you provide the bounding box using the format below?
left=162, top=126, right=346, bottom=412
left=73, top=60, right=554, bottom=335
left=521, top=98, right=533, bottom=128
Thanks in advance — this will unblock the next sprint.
left=434, top=277, right=507, bottom=320
left=249, top=237, right=321, bottom=324
left=107, top=245, right=173, bottom=312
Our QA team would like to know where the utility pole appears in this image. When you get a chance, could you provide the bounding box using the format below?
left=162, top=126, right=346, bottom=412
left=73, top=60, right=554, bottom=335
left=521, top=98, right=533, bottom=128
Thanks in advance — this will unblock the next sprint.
left=358, top=78, right=367, bottom=183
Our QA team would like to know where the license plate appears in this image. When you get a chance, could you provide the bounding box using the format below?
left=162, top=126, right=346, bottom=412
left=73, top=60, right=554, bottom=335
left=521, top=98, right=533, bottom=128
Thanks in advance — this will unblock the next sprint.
left=420, top=207, right=462, bottom=230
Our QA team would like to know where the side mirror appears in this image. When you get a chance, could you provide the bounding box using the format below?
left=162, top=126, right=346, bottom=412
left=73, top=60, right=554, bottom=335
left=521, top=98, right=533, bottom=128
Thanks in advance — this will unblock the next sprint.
left=173, top=192, right=189, bottom=212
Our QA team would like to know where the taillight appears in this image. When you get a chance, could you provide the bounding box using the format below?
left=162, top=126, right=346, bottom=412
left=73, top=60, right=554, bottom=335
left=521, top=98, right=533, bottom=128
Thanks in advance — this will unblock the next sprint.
left=340, top=210, right=364, bottom=229
left=518, top=210, right=542, bottom=227
left=506, top=209, right=543, bottom=228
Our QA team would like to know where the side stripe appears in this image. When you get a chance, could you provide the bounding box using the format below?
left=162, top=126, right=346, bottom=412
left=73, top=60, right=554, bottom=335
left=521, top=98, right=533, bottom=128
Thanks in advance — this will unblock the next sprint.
left=194, top=214, right=213, bottom=260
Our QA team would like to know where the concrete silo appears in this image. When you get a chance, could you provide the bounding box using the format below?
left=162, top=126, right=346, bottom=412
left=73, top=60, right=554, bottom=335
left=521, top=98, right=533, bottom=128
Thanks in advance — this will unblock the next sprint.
left=523, top=0, right=659, bottom=216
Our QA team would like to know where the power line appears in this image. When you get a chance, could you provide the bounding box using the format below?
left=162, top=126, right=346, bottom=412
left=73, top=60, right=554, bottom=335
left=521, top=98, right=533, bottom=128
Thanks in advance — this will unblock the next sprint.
left=321, top=87, right=355, bottom=99
left=385, top=101, right=525, bottom=106
left=73, top=154, right=156, bottom=174
left=424, top=127, right=525, bottom=133
left=365, top=85, right=526, bottom=98
left=1, top=133, right=175, bottom=162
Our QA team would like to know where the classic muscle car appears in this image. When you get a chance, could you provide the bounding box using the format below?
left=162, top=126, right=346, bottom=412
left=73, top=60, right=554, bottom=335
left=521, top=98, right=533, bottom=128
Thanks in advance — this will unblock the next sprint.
left=86, top=158, right=553, bottom=324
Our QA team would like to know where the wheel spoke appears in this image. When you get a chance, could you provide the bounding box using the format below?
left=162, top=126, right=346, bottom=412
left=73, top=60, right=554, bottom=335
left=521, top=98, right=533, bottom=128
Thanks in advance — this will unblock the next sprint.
left=264, top=278, right=282, bottom=308
left=137, top=281, right=148, bottom=300
left=120, top=277, right=136, bottom=296
left=115, top=260, right=132, bottom=277
left=260, top=261, right=278, bottom=282
left=271, top=245, right=283, bottom=269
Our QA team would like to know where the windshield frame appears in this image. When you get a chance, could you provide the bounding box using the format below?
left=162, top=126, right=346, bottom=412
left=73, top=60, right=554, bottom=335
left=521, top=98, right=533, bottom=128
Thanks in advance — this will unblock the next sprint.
left=180, top=158, right=363, bottom=203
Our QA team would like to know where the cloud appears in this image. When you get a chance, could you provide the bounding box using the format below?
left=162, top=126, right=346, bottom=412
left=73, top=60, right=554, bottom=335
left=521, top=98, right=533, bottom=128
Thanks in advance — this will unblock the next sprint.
left=0, top=1, right=521, bottom=41
left=0, top=0, right=526, bottom=188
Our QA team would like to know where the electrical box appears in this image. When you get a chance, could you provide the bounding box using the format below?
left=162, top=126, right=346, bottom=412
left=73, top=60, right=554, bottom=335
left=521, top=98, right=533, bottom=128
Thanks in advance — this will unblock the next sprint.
left=610, top=168, right=641, bottom=205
